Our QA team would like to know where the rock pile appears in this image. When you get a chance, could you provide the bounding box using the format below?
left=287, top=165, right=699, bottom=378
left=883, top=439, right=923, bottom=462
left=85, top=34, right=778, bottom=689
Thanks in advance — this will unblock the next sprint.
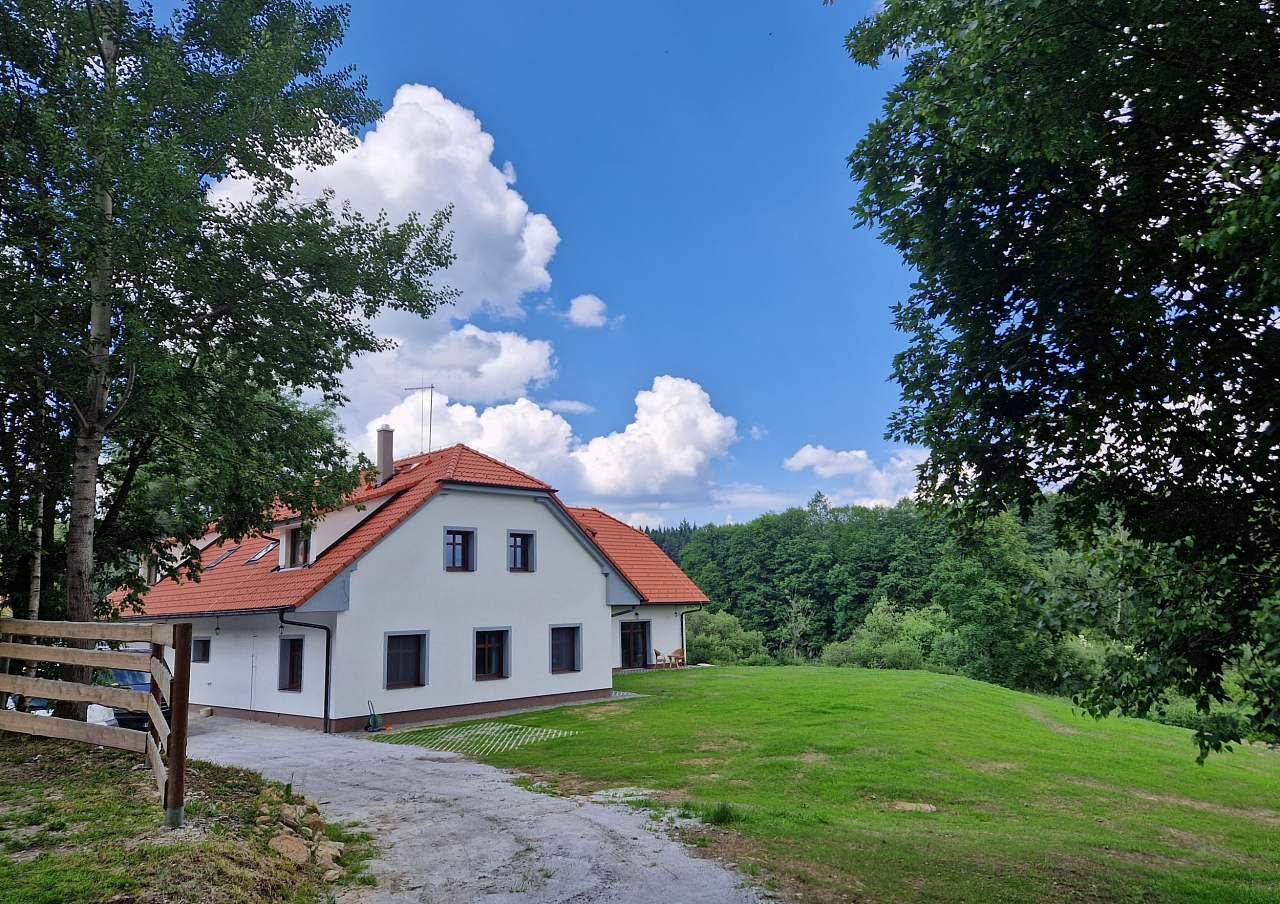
left=257, top=786, right=346, bottom=883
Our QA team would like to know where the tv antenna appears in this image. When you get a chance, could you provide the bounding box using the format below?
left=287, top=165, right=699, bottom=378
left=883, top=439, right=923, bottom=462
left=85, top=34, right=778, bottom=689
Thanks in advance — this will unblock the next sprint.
left=402, top=380, right=435, bottom=453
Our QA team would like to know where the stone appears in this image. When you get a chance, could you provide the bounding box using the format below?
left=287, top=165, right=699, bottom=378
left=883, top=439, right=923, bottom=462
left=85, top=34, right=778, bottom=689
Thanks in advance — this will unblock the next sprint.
left=255, top=815, right=273, bottom=826
left=302, top=812, right=326, bottom=834
left=280, top=803, right=306, bottom=822
left=316, top=840, right=345, bottom=858
left=322, top=868, right=343, bottom=883
left=268, top=833, right=311, bottom=865
left=298, top=826, right=314, bottom=840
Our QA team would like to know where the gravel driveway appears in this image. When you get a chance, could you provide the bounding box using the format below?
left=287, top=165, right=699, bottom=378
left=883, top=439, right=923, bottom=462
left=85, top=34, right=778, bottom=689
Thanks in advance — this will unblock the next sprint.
left=188, top=716, right=765, bottom=904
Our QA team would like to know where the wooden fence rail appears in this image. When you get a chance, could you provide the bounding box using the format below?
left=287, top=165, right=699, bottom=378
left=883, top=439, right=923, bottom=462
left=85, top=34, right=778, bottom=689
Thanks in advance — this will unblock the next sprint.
left=0, top=618, right=191, bottom=827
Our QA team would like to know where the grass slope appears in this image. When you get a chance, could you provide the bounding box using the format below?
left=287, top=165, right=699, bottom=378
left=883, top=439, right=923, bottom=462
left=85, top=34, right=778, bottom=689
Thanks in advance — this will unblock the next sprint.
left=0, top=734, right=373, bottom=904
left=417, top=667, right=1280, bottom=903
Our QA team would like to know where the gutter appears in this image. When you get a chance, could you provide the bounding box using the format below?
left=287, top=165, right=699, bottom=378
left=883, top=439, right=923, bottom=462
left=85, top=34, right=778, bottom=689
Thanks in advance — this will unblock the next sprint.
left=278, top=610, right=333, bottom=734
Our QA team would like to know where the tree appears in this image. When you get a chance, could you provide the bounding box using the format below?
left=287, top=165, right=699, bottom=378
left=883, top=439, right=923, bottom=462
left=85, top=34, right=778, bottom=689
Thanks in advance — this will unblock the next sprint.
left=1, top=1, right=456, bottom=711
left=846, top=1, right=1279, bottom=755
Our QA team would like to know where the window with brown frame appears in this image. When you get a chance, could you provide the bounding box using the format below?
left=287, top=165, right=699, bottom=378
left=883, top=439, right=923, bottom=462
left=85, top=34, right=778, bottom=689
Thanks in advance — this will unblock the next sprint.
left=192, top=637, right=211, bottom=664
left=385, top=633, right=426, bottom=689
left=550, top=626, right=580, bottom=673
left=287, top=528, right=310, bottom=568
left=278, top=636, right=304, bottom=692
left=508, top=532, right=534, bottom=572
left=475, top=629, right=509, bottom=680
left=445, top=529, right=474, bottom=571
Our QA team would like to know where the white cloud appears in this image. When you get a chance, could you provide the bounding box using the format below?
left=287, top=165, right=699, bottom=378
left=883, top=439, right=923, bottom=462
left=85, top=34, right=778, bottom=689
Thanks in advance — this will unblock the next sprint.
left=620, top=511, right=665, bottom=530
left=710, top=483, right=794, bottom=512
left=784, top=444, right=926, bottom=508
left=571, top=376, right=738, bottom=499
left=214, top=83, right=563, bottom=435
left=565, top=294, right=609, bottom=328
left=546, top=399, right=595, bottom=415
left=749, top=425, right=768, bottom=441
left=408, top=325, right=554, bottom=404
left=784, top=444, right=875, bottom=478
left=363, top=375, right=739, bottom=505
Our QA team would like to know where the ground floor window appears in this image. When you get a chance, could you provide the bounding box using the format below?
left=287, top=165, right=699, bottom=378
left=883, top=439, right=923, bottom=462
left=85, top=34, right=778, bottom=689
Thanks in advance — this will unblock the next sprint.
left=386, top=633, right=428, bottom=689
left=192, top=637, right=211, bottom=663
left=550, top=625, right=581, bottom=673
left=279, top=636, right=304, bottom=691
left=475, top=629, right=510, bottom=680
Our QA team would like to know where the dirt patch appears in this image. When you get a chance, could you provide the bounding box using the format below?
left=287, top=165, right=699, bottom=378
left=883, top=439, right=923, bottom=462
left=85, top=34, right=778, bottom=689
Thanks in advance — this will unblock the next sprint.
left=888, top=801, right=939, bottom=813
left=969, top=760, right=1019, bottom=774
left=696, top=737, right=749, bottom=752
left=681, top=758, right=724, bottom=768
left=578, top=703, right=627, bottom=721
left=679, top=823, right=866, bottom=904
left=797, top=751, right=831, bottom=766
left=1072, top=779, right=1280, bottom=827
left=1022, top=704, right=1086, bottom=736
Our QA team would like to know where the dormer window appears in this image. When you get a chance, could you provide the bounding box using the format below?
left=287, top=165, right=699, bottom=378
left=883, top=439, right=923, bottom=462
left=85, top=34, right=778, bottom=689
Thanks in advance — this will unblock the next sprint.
left=287, top=528, right=310, bottom=568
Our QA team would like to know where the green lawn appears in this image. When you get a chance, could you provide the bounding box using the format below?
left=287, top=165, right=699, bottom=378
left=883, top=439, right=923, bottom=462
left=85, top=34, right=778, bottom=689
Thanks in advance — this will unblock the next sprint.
left=385, top=667, right=1280, bottom=903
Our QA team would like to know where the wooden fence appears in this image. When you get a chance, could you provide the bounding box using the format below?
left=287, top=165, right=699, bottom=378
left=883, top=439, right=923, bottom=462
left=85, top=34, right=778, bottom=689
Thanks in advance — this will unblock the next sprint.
left=0, top=618, right=191, bottom=827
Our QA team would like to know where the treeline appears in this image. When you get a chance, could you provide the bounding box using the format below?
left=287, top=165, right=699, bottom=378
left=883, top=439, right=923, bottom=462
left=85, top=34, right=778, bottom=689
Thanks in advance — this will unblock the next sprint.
left=650, top=494, right=1092, bottom=696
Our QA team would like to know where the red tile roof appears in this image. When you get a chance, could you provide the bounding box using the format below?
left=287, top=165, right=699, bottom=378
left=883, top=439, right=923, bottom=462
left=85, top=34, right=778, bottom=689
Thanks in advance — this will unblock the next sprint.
left=118, top=445, right=551, bottom=619
left=565, top=507, right=709, bottom=605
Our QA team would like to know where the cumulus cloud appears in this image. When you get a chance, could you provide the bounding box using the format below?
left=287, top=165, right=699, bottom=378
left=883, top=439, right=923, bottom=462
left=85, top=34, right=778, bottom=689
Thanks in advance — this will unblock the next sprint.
left=362, top=375, right=739, bottom=505
left=564, top=294, right=610, bottom=328
left=214, top=83, right=564, bottom=434
left=620, top=511, right=666, bottom=530
left=784, top=444, right=926, bottom=507
left=409, top=325, right=554, bottom=404
left=571, top=376, right=738, bottom=499
left=546, top=399, right=595, bottom=415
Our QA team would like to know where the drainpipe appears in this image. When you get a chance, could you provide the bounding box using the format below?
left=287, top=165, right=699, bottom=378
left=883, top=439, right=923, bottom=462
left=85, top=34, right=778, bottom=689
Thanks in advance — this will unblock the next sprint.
left=279, top=611, right=332, bottom=734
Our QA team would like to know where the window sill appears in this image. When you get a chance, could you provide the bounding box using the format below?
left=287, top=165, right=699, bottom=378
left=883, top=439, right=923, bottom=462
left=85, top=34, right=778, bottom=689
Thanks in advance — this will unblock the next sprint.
left=475, top=674, right=507, bottom=681
left=278, top=688, right=302, bottom=694
left=550, top=668, right=580, bottom=675
left=385, top=682, right=426, bottom=690
left=445, top=567, right=473, bottom=573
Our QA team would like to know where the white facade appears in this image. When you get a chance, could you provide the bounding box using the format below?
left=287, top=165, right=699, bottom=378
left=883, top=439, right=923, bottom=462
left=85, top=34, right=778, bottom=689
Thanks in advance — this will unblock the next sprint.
left=326, top=487, right=614, bottom=722
left=611, top=606, right=687, bottom=669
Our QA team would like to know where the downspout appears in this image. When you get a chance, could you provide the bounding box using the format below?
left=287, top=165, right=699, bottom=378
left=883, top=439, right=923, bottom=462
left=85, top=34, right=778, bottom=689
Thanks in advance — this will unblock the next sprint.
left=279, top=611, right=332, bottom=734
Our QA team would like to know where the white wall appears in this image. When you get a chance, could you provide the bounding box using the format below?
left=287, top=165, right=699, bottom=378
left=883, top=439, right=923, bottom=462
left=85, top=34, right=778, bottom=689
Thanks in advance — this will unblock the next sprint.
left=328, top=488, right=613, bottom=720
left=278, top=495, right=391, bottom=569
left=611, top=606, right=687, bottom=668
left=181, top=612, right=333, bottom=718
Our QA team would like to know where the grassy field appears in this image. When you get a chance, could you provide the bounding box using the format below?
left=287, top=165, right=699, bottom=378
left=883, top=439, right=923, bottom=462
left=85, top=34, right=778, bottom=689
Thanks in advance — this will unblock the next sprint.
left=0, top=733, right=373, bottom=904
left=387, top=667, right=1280, bottom=903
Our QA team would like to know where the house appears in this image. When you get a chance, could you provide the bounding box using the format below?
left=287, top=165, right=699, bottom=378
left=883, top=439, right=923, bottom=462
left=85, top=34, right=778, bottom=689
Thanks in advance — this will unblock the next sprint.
left=118, top=429, right=707, bottom=731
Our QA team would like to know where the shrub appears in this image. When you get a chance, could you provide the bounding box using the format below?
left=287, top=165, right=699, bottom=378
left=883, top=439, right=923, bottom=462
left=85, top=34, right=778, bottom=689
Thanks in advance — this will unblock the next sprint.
left=686, top=609, right=768, bottom=665
left=699, top=801, right=742, bottom=825
left=821, top=598, right=951, bottom=671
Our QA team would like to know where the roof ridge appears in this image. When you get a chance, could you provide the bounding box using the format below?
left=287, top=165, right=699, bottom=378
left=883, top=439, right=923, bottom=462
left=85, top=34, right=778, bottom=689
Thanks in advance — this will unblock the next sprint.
left=450, top=443, right=553, bottom=490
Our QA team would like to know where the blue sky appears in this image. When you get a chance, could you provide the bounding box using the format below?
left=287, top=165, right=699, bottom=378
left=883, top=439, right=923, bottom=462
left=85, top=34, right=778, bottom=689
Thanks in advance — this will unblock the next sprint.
left=231, top=1, right=917, bottom=526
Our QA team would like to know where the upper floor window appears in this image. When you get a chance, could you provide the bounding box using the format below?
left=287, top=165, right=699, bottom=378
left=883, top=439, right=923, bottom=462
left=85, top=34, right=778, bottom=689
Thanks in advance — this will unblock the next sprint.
left=508, top=532, right=534, bottom=572
left=445, top=529, right=475, bottom=572
left=287, top=528, right=310, bottom=568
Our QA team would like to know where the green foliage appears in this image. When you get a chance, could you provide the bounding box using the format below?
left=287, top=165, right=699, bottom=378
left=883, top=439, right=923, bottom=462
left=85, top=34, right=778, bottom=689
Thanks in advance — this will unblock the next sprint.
left=0, top=0, right=456, bottom=618
left=846, top=0, right=1280, bottom=756
left=685, top=609, right=769, bottom=666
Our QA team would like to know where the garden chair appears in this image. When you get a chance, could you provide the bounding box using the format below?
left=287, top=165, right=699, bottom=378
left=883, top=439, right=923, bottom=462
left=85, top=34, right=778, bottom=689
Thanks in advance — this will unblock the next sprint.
left=669, top=647, right=686, bottom=668
left=654, top=648, right=671, bottom=669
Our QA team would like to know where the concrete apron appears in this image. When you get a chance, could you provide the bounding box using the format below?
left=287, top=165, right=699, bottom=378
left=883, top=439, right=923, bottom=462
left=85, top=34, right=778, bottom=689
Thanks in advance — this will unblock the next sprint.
left=187, top=717, right=765, bottom=904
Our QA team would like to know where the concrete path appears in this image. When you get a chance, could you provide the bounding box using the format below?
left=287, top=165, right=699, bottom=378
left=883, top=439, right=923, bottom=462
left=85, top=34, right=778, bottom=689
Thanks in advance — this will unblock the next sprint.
left=188, top=716, right=765, bottom=904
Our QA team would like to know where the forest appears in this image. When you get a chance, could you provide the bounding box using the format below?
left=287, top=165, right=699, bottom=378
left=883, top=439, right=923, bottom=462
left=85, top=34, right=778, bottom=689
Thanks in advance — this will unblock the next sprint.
left=647, top=495, right=1249, bottom=740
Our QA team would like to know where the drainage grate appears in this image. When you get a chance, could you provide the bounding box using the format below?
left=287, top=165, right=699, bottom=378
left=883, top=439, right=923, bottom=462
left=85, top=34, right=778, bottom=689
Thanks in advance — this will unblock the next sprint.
left=379, top=721, right=577, bottom=756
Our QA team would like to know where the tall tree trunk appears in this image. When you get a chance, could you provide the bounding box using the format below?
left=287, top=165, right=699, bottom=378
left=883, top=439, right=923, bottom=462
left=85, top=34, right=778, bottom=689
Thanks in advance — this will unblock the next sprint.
left=61, top=4, right=119, bottom=719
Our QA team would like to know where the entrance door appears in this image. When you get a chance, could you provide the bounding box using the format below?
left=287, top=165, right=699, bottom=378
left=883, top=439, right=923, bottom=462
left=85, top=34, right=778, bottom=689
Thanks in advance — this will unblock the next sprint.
left=620, top=621, right=650, bottom=669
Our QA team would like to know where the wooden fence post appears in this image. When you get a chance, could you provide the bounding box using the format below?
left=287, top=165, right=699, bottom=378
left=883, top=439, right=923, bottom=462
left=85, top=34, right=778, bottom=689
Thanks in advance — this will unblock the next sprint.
left=163, top=623, right=191, bottom=828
